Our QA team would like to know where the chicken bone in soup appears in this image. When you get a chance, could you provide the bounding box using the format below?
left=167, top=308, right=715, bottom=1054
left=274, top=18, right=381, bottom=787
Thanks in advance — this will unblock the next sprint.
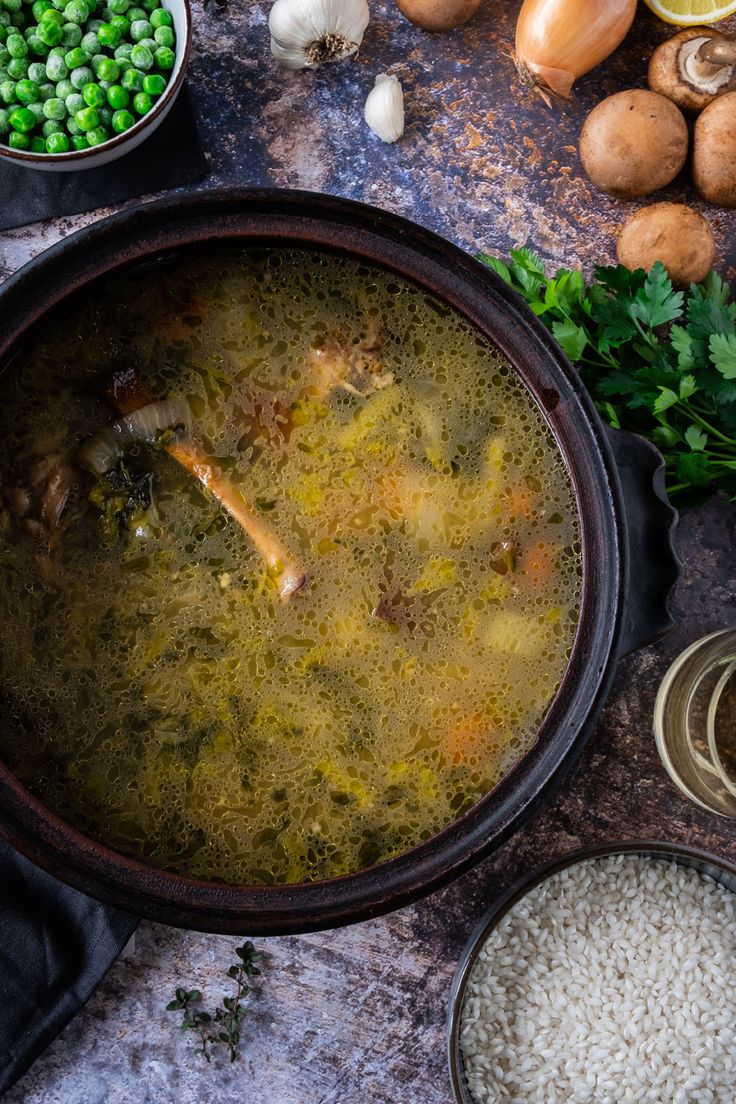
left=0, top=250, right=581, bottom=884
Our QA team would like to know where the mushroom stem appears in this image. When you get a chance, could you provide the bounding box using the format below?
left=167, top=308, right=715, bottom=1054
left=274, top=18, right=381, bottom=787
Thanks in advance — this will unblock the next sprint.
left=678, top=36, right=736, bottom=95
left=106, top=369, right=307, bottom=602
left=698, top=38, right=736, bottom=68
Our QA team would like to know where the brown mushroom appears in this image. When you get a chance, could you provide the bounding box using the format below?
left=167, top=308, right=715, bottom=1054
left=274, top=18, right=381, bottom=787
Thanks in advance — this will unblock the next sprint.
left=616, top=203, right=716, bottom=288
left=579, top=90, right=689, bottom=200
left=693, top=91, right=736, bottom=207
left=648, top=28, right=736, bottom=114
left=394, top=0, right=480, bottom=32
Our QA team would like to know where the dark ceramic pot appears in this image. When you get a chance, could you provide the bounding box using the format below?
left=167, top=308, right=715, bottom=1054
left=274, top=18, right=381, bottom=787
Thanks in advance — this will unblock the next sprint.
left=0, top=190, right=679, bottom=934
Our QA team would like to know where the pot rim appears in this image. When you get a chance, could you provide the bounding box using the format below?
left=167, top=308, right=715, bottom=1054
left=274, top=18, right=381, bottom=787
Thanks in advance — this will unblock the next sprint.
left=0, top=188, right=627, bottom=933
left=446, top=838, right=736, bottom=1104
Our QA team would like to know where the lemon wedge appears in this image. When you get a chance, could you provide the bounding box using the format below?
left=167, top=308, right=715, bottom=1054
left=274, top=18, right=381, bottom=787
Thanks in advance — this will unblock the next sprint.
left=643, top=0, right=736, bottom=24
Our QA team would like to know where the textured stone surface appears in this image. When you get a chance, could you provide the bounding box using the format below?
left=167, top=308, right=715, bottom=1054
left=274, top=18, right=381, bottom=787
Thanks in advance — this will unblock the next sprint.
left=1, top=2, right=736, bottom=1102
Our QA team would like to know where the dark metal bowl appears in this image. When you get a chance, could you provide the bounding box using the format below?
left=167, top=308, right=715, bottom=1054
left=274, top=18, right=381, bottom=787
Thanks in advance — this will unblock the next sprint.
left=447, top=840, right=736, bottom=1104
left=0, top=189, right=680, bottom=934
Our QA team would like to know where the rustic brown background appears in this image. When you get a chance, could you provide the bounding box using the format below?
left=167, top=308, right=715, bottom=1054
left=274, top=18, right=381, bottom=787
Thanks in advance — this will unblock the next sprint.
left=1, top=1, right=735, bottom=1102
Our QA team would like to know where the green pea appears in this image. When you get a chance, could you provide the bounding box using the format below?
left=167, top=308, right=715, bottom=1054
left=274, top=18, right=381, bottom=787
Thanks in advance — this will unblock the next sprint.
left=70, top=132, right=87, bottom=147
left=105, top=80, right=125, bottom=106
left=113, top=40, right=132, bottom=57
left=42, top=95, right=65, bottom=117
left=129, top=16, right=149, bottom=39
left=63, top=0, right=89, bottom=23
left=45, top=128, right=69, bottom=150
left=38, top=17, right=62, bottom=44
left=27, top=60, right=45, bottom=80
left=126, top=5, right=146, bottom=17
left=129, top=42, right=151, bottom=69
left=74, top=103, right=97, bottom=128
left=141, top=70, right=162, bottom=95
left=86, top=17, right=102, bottom=30
left=155, top=45, right=175, bottom=69
left=149, top=7, right=171, bottom=28
left=131, top=88, right=150, bottom=114
left=80, top=29, right=97, bottom=52
left=0, top=45, right=8, bottom=64
left=32, top=0, right=53, bottom=18
left=0, top=78, right=15, bottom=103
left=27, top=33, right=47, bottom=55
left=115, top=55, right=130, bottom=73
left=51, top=0, right=67, bottom=8
left=0, top=105, right=8, bottom=131
left=6, top=55, right=27, bottom=77
left=37, top=79, right=55, bottom=98
left=85, top=121, right=107, bottom=143
left=61, top=22, right=82, bottom=46
left=109, top=13, right=128, bottom=33
left=9, top=105, right=35, bottom=130
left=8, top=129, right=30, bottom=147
left=98, top=4, right=114, bottom=17
left=44, top=52, right=67, bottom=78
left=152, top=24, right=171, bottom=47
left=136, top=35, right=154, bottom=49
left=55, top=75, right=72, bottom=96
left=108, top=0, right=129, bottom=11
left=29, top=133, right=45, bottom=151
left=14, top=76, right=38, bottom=102
left=64, top=89, right=82, bottom=111
left=6, top=32, right=26, bottom=57
left=95, top=20, right=119, bottom=46
left=0, top=12, right=9, bottom=27
left=140, top=0, right=157, bottom=11
left=110, top=104, right=131, bottom=130
left=94, top=54, right=117, bottom=80
left=69, top=62, right=91, bottom=87
left=40, top=6, right=65, bottom=24
left=3, top=0, right=23, bottom=14
left=81, top=79, right=103, bottom=105
left=65, top=113, right=79, bottom=131
left=120, top=63, right=141, bottom=90
left=27, top=98, right=44, bottom=121
left=41, top=115, right=62, bottom=133
left=64, top=45, right=87, bottom=67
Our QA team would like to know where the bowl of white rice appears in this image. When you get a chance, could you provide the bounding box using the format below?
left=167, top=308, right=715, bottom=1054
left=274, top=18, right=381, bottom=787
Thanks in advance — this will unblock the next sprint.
left=448, top=841, right=736, bottom=1104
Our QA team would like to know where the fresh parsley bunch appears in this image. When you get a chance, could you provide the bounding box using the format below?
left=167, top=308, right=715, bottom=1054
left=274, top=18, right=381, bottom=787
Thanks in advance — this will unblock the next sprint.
left=479, top=249, right=736, bottom=503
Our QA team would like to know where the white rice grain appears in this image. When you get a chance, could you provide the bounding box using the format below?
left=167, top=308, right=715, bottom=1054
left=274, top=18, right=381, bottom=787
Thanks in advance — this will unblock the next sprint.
left=459, top=855, right=736, bottom=1103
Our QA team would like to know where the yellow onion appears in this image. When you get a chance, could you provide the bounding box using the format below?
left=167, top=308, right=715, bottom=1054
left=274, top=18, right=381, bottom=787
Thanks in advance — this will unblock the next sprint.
left=515, top=0, right=638, bottom=101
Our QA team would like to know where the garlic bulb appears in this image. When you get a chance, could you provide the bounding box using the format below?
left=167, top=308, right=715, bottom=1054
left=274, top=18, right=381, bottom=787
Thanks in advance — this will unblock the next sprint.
left=364, top=73, right=404, bottom=143
left=269, top=0, right=370, bottom=70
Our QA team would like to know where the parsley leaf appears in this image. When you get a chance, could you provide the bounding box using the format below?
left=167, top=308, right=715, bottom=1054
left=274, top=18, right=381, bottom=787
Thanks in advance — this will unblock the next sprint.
left=479, top=253, right=736, bottom=501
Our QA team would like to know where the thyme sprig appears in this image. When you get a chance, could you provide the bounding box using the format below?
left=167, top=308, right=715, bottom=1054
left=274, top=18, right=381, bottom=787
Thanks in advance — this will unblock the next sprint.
left=166, top=941, right=262, bottom=1063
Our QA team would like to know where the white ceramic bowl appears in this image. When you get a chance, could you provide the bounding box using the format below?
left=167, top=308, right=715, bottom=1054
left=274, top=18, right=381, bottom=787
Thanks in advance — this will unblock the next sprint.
left=0, top=0, right=191, bottom=172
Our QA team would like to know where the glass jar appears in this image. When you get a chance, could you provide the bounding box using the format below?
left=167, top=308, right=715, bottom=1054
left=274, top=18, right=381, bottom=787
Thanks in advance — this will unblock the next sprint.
left=654, top=629, right=736, bottom=816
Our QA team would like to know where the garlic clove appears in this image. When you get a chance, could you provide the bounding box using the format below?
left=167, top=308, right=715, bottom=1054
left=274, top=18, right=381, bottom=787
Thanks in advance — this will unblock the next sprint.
left=364, top=73, right=405, bottom=143
left=269, top=0, right=370, bottom=70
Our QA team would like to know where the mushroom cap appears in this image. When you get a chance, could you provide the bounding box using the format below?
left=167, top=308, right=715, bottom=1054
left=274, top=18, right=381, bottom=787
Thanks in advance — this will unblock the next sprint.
left=579, top=90, right=689, bottom=199
left=395, top=0, right=481, bottom=32
left=693, top=91, right=736, bottom=207
left=616, top=202, right=716, bottom=288
left=648, top=27, right=733, bottom=114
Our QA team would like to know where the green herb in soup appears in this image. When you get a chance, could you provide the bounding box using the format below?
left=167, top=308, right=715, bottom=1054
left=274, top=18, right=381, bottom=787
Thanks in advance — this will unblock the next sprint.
left=0, top=250, right=581, bottom=884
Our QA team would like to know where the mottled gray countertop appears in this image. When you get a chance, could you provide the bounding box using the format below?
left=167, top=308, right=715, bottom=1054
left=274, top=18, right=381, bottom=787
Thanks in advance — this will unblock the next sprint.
left=2, top=1, right=736, bottom=1102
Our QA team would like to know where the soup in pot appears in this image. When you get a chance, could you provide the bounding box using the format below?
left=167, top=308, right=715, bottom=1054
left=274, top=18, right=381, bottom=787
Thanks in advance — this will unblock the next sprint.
left=0, top=249, right=581, bottom=884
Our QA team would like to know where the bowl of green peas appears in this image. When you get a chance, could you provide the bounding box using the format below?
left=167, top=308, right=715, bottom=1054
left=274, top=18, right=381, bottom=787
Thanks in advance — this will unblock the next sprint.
left=0, top=0, right=190, bottom=169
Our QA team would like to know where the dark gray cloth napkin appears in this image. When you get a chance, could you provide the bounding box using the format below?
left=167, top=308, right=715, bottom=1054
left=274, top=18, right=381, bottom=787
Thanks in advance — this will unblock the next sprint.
left=0, top=842, right=138, bottom=1096
left=0, top=83, right=208, bottom=233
